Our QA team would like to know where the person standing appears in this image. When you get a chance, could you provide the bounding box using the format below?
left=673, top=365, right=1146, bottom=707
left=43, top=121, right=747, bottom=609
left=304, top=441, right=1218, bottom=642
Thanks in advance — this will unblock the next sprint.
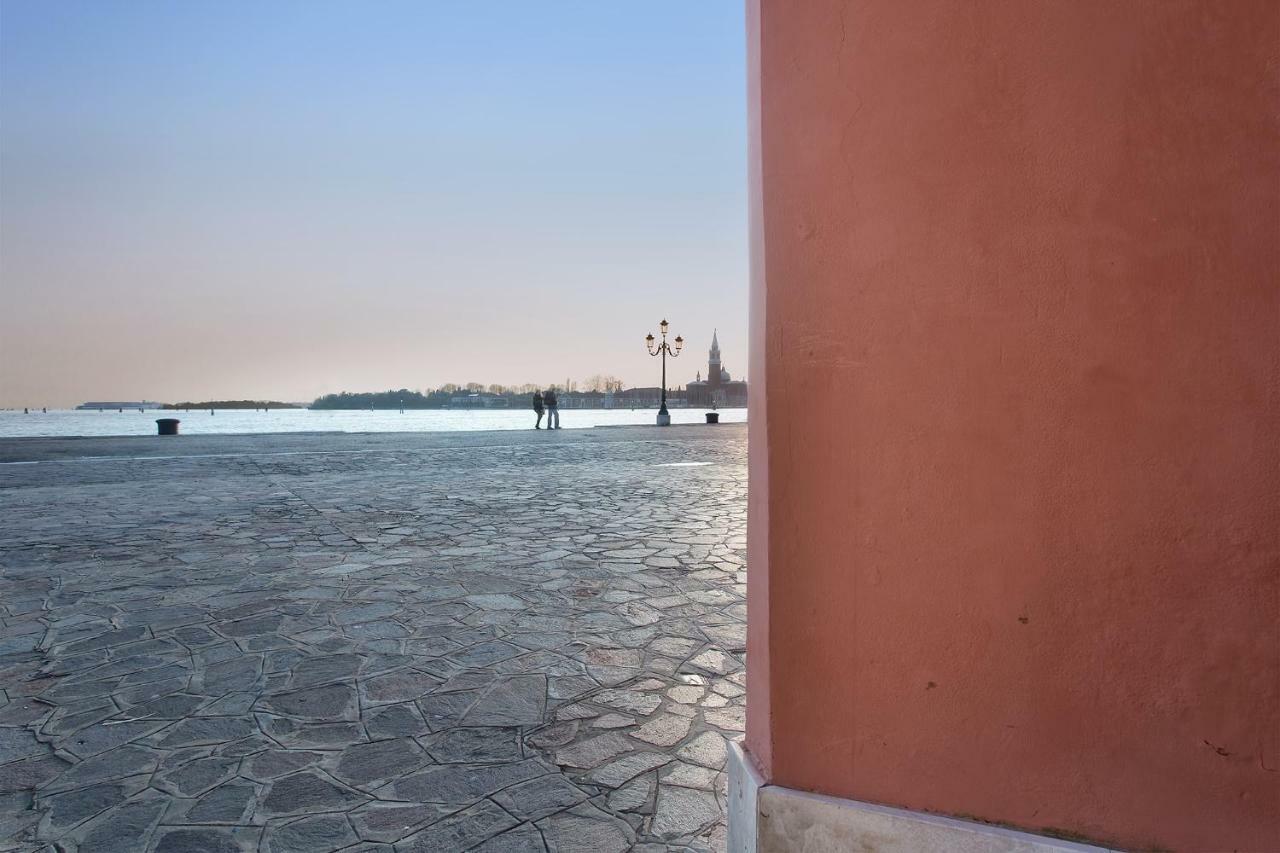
left=544, top=388, right=560, bottom=429
left=532, top=390, right=545, bottom=429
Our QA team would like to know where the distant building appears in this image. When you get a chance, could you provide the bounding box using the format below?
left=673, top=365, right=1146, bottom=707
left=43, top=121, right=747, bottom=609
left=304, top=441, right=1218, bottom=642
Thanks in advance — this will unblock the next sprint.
left=559, top=391, right=607, bottom=409
left=447, top=393, right=508, bottom=408
left=685, top=331, right=748, bottom=407
left=76, top=401, right=164, bottom=410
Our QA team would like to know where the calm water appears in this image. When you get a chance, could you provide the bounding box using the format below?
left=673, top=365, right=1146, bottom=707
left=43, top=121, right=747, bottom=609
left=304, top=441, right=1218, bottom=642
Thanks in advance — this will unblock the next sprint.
left=0, top=407, right=746, bottom=438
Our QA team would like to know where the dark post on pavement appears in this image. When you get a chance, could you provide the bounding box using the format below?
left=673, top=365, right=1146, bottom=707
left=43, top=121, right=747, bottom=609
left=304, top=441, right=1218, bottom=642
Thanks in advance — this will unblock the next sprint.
left=156, top=418, right=180, bottom=436
left=645, top=318, right=683, bottom=426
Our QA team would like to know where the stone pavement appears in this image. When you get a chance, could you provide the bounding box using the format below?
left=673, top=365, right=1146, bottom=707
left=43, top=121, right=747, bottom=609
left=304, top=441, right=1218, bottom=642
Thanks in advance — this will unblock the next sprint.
left=0, top=425, right=746, bottom=852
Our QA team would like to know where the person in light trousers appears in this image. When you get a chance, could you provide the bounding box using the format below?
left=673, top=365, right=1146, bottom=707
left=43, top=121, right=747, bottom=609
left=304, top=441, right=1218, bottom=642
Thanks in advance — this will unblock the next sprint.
left=543, top=388, right=560, bottom=429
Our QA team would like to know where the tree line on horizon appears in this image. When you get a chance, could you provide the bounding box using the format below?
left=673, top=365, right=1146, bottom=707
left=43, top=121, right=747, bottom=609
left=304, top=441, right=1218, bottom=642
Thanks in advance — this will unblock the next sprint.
left=163, top=400, right=300, bottom=410
left=310, top=376, right=626, bottom=410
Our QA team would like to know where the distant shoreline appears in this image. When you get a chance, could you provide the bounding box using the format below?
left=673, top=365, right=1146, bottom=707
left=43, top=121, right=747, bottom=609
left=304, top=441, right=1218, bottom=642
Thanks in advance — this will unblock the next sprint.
left=162, top=401, right=301, bottom=410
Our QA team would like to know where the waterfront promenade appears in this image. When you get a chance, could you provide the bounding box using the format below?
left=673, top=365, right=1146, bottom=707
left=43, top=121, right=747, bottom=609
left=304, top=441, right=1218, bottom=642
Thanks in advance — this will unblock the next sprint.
left=0, top=425, right=746, bottom=852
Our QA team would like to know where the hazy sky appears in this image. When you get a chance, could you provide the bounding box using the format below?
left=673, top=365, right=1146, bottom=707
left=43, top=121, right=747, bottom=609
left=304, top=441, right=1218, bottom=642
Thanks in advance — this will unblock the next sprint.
left=0, top=1, right=746, bottom=407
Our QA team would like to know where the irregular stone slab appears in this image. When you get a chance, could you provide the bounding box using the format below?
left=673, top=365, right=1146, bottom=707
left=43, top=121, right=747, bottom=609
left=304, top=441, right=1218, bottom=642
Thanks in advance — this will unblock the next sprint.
left=0, top=728, right=46, bottom=764
left=245, top=750, right=325, bottom=781
left=60, top=720, right=167, bottom=758
left=0, top=633, right=40, bottom=656
left=345, top=621, right=409, bottom=640
left=157, top=756, right=238, bottom=796
left=632, top=714, right=692, bottom=748
left=332, top=602, right=400, bottom=626
left=618, top=603, right=661, bottom=627
left=650, top=785, right=720, bottom=837
left=471, top=822, right=548, bottom=852
left=582, top=648, right=642, bottom=668
left=492, top=774, right=588, bottom=822
left=0, top=697, right=53, bottom=727
left=116, top=662, right=190, bottom=688
left=153, top=826, right=259, bottom=852
left=0, top=753, right=70, bottom=794
left=199, top=658, right=262, bottom=693
left=553, top=733, right=634, bottom=769
left=154, top=716, right=256, bottom=748
left=290, top=654, right=363, bottom=688
left=218, top=614, right=285, bottom=638
left=588, top=752, right=672, bottom=787
left=462, top=675, right=546, bottom=727
left=39, top=746, right=158, bottom=794
left=449, top=641, right=522, bottom=668
left=703, top=705, right=745, bottom=732
left=548, top=675, right=595, bottom=700
left=465, top=594, right=526, bottom=611
left=333, top=738, right=429, bottom=787
left=263, top=719, right=364, bottom=749
left=117, top=675, right=190, bottom=706
left=0, top=790, right=39, bottom=843
left=396, top=799, right=517, bottom=853
left=365, top=703, right=429, bottom=740
left=537, top=803, right=632, bottom=853
left=662, top=761, right=718, bottom=790
left=591, top=714, right=634, bottom=730
left=75, top=794, right=167, bottom=853
left=526, top=721, right=578, bottom=750
left=187, top=780, right=257, bottom=823
left=393, top=759, right=549, bottom=804
left=172, top=626, right=220, bottom=646
left=200, top=692, right=257, bottom=715
left=591, top=689, right=660, bottom=716
left=416, top=691, right=480, bottom=730
left=361, top=670, right=440, bottom=705
left=256, top=683, right=358, bottom=720
left=676, top=731, right=726, bottom=769
left=59, top=627, right=148, bottom=656
left=348, top=802, right=454, bottom=843
left=426, top=727, right=522, bottom=764
left=264, top=813, right=358, bottom=852
left=666, top=685, right=705, bottom=705
left=122, top=693, right=206, bottom=720
left=40, top=777, right=142, bottom=833
left=651, top=637, right=700, bottom=658
left=260, top=771, right=367, bottom=816
left=688, top=649, right=735, bottom=676
left=607, top=775, right=652, bottom=811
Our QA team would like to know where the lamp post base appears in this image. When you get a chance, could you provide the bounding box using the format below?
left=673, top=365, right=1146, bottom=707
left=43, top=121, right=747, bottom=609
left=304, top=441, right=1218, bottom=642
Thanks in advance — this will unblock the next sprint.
left=656, top=407, right=671, bottom=427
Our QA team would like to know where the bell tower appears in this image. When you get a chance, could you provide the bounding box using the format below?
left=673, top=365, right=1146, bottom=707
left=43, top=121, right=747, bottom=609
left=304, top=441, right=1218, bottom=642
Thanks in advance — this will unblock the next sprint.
left=708, top=329, right=722, bottom=390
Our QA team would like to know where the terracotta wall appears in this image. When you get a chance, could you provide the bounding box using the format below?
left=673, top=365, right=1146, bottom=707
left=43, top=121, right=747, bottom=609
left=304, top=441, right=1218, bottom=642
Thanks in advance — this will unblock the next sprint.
left=744, top=1, right=1279, bottom=850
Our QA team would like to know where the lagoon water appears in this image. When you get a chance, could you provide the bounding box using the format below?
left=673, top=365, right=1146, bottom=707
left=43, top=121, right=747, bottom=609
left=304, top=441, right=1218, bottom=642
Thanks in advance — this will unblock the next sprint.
left=0, top=407, right=746, bottom=438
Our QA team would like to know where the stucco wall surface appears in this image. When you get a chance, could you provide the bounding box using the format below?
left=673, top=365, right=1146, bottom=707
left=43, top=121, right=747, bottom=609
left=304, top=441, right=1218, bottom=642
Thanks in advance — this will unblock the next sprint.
left=745, top=1, right=1279, bottom=850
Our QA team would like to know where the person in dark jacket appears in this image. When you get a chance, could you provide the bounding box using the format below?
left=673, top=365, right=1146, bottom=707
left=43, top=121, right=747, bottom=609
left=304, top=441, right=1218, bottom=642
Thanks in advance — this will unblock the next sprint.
left=532, top=391, right=544, bottom=429
left=543, top=389, right=560, bottom=429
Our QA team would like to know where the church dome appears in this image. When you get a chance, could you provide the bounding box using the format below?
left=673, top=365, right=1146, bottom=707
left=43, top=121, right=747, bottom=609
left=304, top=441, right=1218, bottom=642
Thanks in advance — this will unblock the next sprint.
left=720, top=368, right=731, bottom=382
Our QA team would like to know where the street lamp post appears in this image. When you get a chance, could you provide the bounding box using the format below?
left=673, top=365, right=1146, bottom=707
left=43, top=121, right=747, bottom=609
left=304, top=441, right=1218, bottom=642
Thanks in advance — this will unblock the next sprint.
left=645, top=319, right=683, bottom=426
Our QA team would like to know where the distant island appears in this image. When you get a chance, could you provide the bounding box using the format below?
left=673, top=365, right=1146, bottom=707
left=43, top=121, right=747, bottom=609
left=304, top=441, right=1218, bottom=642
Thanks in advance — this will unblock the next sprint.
left=312, top=390, right=446, bottom=410
left=163, top=400, right=301, bottom=410
left=308, top=380, right=744, bottom=411
left=75, top=401, right=165, bottom=411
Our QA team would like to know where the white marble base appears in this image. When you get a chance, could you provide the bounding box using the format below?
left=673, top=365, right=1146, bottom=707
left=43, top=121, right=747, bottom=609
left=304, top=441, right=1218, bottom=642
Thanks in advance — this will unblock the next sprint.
left=727, top=739, right=764, bottom=853
left=727, top=741, right=1117, bottom=853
